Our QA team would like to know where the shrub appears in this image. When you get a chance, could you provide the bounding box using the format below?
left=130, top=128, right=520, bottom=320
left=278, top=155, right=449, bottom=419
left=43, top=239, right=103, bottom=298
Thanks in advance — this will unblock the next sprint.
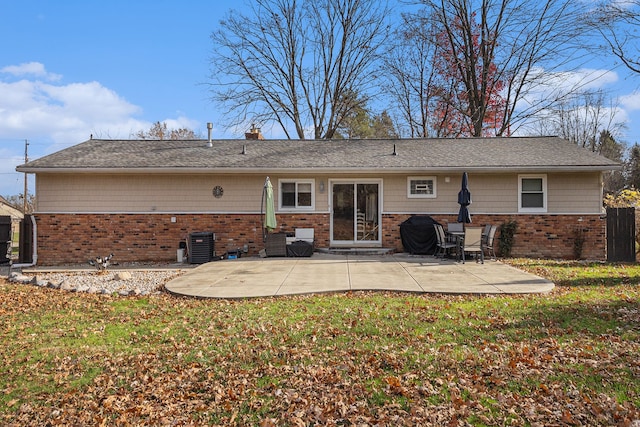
left=573, top=226, right=586, bottom=259
left=498, top=219, right=517, bottom=257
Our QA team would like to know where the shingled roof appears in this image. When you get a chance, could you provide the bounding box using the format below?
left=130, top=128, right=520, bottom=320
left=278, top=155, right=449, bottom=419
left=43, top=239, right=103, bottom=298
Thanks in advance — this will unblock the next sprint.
left=17, top=136, right=620, bottom=174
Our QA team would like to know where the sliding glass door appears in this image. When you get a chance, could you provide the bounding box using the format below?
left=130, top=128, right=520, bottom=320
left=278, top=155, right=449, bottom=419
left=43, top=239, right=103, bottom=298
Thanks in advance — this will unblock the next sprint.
left=331, top=181, right=380, bottom=244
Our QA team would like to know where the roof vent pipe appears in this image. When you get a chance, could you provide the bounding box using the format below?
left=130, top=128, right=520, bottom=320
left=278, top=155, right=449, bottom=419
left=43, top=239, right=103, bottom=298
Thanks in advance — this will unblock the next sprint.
left=206, top=122, right=213, bottom=148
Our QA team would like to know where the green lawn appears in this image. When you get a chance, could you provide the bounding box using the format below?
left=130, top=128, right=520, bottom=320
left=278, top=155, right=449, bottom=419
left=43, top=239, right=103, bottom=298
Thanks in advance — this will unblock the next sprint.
left=1, top=259, right=638, bottom=426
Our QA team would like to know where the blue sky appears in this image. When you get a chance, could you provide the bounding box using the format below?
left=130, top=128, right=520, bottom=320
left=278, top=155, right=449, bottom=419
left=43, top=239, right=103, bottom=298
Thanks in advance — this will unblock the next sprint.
left=0, top=0, right=236, bottom=197
left=1, top=0, right=639, bottom=198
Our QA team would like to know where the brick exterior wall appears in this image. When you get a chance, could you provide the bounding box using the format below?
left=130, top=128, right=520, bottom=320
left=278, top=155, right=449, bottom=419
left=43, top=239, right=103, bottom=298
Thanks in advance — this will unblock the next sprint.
left=383, top=213, right=605, bottom=260
left=34, top=212, right=605, bottom=265
left=34, top=213, right=330, bottom=265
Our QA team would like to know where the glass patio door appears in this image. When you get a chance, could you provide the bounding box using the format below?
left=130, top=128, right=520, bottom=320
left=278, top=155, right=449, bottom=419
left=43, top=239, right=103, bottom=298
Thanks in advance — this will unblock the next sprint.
left=331, top=182, right=380, bottom=244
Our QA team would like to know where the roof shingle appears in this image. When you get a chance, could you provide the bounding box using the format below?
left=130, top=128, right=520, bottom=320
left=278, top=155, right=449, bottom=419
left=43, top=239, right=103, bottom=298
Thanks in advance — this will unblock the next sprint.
left=17, top=136, right=620, bottom=173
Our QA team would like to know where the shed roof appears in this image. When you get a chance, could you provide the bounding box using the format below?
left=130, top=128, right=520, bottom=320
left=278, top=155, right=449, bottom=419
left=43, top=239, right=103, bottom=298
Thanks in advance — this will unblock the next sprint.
left=17, top=136, right=620, bottom=174
left=0, top=196, right=24, bottom=220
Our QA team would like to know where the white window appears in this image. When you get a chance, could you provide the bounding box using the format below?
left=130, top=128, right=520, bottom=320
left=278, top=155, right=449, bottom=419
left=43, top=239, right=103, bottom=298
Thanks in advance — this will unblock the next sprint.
left=279, top=179, right=315, bottom=210
left=519, top=175, right=547, bottom=212
left=407, top=176, right=436, bottom=198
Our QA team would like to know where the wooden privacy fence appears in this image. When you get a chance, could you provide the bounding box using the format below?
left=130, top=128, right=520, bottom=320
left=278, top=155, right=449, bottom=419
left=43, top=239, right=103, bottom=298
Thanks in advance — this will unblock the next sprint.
left=0, top=216, right=10, bottom=264
left=606, top=207, right=636, bottom=263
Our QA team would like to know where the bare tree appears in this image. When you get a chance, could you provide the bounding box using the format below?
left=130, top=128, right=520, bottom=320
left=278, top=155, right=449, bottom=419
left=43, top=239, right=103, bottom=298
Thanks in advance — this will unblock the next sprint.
left=209, top=0, right=390, bottom=139
left=399, top=0, right=594, bottom=137
left=3, top=194, right=35, bottom=214
left=532, top=90, right=627, bottom=195
left=591, top=1, right=640, bottom=74
left=536, top=90, right=626, bottom=152
left=382, top=11, right=442, bottom=137
left=135, top=121, right=198, bottom=140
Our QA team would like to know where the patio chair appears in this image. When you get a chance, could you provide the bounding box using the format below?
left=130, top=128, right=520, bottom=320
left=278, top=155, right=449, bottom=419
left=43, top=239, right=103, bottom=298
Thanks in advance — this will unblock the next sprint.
left=447, top=222, right=464, bottom=243
left=462, top=227, right=484, bottom=264
left=482, top=224, right=491, bottom=240
left=483, top=225, right=498, bottom=260
left=434, top=224, right=457, bottom=259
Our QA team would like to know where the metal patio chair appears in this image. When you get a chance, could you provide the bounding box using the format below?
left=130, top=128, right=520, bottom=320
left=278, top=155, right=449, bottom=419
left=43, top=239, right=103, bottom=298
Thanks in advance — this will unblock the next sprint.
left=462, top=226, right=484, bottom=264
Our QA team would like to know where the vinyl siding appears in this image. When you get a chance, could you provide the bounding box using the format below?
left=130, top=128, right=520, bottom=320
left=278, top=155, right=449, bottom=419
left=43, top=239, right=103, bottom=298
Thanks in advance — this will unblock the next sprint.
left=36, top=173, right=330, bottom=213
left=547, top=173, right=602, bottom=213
left=35, top=171, right=603, bottom=214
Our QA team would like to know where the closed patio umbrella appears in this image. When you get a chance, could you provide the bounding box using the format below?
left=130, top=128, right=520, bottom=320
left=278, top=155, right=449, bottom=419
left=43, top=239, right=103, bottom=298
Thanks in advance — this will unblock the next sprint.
left=262, top=177, right=277, bottom=241
left=457, top=172, right=472, bottom=223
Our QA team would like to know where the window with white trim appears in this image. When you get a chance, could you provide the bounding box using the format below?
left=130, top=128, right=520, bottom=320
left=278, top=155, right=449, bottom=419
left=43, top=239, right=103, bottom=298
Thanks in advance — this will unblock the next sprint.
left=279, top=179, right=314, bottom=210
left=519, top=175, right=547, bottom=212
left=407, top=176, right=436, bottom=198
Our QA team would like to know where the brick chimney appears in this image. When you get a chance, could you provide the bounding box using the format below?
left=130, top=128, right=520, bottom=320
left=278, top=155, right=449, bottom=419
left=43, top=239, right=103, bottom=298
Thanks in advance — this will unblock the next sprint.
left=245, top=124, right=264, bottom=140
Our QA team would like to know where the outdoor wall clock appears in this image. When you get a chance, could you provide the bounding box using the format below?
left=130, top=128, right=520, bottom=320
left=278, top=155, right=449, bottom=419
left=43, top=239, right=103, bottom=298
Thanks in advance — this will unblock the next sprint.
left=212, top=185, right=224, bottom=198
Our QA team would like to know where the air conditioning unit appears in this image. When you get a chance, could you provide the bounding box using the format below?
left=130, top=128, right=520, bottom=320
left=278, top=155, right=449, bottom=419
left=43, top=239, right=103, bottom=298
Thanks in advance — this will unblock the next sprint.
left=189, top=232, right=214, bottom=264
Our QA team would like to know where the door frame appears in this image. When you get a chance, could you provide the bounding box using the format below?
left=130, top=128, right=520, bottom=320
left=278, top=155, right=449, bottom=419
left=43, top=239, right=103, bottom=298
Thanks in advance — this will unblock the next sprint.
left=329, top=178, right=382, bottom=247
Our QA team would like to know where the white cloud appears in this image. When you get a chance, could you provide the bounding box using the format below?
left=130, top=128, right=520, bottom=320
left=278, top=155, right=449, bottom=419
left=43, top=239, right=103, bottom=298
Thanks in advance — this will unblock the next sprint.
left=0, top=75, right=146, bottom=147
left=0, top=62, right=210, bottom=195
left=0, top=62, right=61, bottom=81
left=0, top=63, right=155, bottom=196
left=513, top=67, right=623, bottom=121
left=620, top=91, right=640, bottom=111
left=163, top=116, right=201, bottom=133
left=510, top=66, right=633, bottom=138
left=550, top=68, right=618, bottom=90
left=520, top=67, right=619, bottom=102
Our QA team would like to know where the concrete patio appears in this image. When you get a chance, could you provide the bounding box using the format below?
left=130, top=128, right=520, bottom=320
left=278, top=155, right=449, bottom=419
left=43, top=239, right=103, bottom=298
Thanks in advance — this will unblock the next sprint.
left=165, top=253, right=554, bottom=298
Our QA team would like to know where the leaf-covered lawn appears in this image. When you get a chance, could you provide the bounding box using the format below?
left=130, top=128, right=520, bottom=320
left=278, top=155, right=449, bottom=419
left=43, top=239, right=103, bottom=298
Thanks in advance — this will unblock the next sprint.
left=1, top=260, right=639, bottom=426
left=508, top=258, right=640, bottom=288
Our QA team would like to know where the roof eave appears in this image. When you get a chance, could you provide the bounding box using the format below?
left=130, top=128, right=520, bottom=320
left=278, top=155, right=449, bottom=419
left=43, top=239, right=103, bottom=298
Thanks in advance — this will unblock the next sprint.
left=16, top=164, right=621, bottom=174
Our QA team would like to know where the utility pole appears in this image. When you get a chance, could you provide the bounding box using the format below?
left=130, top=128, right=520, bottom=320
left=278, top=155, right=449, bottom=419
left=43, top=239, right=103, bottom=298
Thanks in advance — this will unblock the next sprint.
left=23, top=139, right=28, bottom=214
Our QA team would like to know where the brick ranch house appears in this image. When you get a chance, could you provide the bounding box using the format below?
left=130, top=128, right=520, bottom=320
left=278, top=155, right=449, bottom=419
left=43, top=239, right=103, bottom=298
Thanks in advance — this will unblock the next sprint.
left=16, top=135, right=619, bottom=265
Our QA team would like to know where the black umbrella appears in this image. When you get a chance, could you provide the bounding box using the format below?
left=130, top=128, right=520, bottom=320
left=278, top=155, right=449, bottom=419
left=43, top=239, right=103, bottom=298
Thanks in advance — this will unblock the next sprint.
left=457, top=172, right=472, bottom=223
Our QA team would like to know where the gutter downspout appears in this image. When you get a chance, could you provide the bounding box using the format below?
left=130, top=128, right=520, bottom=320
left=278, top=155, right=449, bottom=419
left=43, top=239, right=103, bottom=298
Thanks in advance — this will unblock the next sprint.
left=11, top=214, right=37, bottom=268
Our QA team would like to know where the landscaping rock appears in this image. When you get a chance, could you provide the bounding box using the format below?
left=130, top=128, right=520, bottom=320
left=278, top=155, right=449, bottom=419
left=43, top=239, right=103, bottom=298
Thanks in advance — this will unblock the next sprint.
left=9, top=272, right=30, bottom=283
left=60, top=282, right=75, bottom=292
left=48, top=281, right=62, bottom=289
left=9, top=269, right=182, bottom=297
left=113, top=271, right=132, bottom=281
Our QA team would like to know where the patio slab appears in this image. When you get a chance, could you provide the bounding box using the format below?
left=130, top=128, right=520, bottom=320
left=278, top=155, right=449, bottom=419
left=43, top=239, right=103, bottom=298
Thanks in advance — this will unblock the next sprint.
left=165, top=253, right=555, bottom=298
